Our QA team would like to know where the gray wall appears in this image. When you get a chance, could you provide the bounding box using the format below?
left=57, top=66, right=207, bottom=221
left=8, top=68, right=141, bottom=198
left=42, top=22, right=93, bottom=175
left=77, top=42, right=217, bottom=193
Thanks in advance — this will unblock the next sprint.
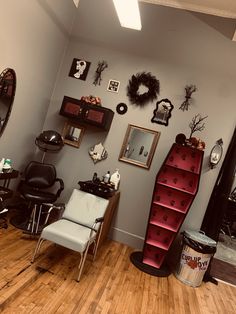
left=0, top=0, right=75, bottom=176
left=1, top=0, right=236, bottom=249
left=43, top=0, right=236, bottom=249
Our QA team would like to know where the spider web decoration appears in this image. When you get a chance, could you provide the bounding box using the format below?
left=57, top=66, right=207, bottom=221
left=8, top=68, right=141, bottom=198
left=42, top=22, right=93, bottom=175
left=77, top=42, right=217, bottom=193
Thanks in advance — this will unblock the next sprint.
left=127, top=72, right=160, bottom=107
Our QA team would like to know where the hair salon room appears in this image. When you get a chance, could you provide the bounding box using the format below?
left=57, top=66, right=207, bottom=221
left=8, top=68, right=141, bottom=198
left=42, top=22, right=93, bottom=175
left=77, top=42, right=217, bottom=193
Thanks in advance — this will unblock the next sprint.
left=0, top=0, right=236, bottom=313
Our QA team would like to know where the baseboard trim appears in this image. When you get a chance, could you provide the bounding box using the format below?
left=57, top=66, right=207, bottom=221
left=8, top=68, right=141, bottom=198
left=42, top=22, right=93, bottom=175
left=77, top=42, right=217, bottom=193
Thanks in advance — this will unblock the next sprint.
left=109, top=227, right=144, bottom=249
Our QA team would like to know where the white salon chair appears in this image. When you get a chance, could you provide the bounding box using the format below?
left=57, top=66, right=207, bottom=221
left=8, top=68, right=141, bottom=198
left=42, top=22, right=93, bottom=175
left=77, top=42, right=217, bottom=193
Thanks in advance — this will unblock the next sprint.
left=32, top=189, right=109, bottom=281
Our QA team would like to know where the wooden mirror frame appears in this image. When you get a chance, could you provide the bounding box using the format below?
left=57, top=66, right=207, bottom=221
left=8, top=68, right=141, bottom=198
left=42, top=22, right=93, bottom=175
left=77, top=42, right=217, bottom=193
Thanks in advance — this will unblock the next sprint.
left=119, top=124, right=160, bottom=169
left=62, top=120, right=84, bottom=148
left=0, top=68, right=16, bottom=137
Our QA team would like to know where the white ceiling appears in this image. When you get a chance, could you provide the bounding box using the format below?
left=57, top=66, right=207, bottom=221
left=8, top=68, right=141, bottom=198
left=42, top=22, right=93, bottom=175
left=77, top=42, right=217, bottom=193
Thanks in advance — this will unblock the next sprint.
left=141, top=0, right=236, bottom=19
left=72, top=0, right=236, bottom=74
left=141, top=1, right=236, bottom=40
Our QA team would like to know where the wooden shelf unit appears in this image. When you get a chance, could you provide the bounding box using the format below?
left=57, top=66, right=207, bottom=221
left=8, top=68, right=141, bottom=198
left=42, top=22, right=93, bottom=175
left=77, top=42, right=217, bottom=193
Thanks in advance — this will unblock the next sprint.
left=142, top=143, right=204, bottom=270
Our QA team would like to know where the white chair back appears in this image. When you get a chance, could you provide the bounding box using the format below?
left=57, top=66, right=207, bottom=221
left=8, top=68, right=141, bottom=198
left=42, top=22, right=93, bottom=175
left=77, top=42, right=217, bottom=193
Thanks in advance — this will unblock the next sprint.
left=62, top=189, right=109, bottom=230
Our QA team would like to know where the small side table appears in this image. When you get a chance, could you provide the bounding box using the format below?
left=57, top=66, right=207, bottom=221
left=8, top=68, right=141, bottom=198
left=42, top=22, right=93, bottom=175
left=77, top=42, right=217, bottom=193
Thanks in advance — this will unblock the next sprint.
left=0, top=170, right=19, bottom=229
left=98, top=191, right=120, bottom=247
left=0, top=170, right=19, bottom=188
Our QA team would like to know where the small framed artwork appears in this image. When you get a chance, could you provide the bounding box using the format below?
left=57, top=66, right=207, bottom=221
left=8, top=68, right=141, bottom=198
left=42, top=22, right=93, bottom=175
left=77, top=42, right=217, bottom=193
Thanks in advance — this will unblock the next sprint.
left=69, top=58, right=91, bottom=81
left=107, top=79, right=120, bottom=93
left=151, top=98, right=174, bottom=127
left=62, top=120, right=85, bottom=148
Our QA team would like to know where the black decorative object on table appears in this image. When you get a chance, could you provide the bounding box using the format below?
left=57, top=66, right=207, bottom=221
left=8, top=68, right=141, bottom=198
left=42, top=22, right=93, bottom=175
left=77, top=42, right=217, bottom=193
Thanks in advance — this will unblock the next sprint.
left=151, top=98, right=174, bottom=126
left=127, top=72, right=160, bottom=106
left=179, top=85, right=197, bottom=111
left=93, top=61, right=108, bottom=86
left=175, top=133, right=186, bottom=145
left=78, top=181, right=115, bottom=199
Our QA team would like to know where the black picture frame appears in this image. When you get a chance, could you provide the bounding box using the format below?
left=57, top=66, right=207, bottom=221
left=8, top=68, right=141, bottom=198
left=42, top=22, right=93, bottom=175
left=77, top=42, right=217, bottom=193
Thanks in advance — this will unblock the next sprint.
left=69, top=58, right=91, bottom=81
left=151, top=98, right=174, bottom=127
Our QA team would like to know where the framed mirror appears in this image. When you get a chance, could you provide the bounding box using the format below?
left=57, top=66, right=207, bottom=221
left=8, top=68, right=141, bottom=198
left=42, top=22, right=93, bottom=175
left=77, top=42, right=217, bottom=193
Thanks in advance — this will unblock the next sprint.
left=62, top=120, right=84, bottom=148
left=0, top=68, right=16, bottom=137
left=119, top=124, right=160, bottom=169
left=209, top=138, right=223, bottom=169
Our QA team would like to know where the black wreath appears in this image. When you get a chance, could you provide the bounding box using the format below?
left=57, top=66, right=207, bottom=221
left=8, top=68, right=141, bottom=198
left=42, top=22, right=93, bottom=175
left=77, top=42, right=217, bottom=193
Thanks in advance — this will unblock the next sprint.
left=127, top=72, right=160, bottom=106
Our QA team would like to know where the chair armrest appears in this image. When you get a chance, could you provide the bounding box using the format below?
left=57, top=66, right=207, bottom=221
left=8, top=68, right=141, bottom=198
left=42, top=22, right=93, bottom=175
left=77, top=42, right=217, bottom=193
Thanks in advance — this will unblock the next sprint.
left=55, top=178, right=64, bottom=197
left=95, top=217, right=104, bottom=223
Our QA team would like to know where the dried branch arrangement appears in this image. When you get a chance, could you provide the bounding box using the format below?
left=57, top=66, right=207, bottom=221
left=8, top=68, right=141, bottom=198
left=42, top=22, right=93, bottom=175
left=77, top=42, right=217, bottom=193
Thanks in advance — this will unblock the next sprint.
left=179, top=85, right=197, bottom=111
left=93, top=61, right=108, bottom=86
left=189, top=114, right=208, bottom=138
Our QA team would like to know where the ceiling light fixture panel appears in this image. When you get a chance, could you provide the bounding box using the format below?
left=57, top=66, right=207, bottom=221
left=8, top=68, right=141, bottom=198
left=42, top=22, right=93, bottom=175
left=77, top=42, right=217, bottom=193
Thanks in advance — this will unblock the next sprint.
left=113, top=0, right=142, bottom=30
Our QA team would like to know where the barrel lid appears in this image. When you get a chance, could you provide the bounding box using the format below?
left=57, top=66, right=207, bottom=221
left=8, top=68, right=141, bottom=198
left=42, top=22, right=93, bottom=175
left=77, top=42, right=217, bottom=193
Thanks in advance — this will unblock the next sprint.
left=184, top=230, right=217, bottom=247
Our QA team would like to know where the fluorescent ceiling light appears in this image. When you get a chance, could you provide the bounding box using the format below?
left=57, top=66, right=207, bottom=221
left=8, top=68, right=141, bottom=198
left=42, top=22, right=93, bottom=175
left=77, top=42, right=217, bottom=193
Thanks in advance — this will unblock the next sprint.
left=113, top=0, right=142, bottom=30
left=73, top=0, right=80, bottom=8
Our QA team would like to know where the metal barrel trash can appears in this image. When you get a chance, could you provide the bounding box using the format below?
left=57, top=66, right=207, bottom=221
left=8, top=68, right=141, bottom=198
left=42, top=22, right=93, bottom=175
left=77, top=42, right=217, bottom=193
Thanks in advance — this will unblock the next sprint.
left=175, top=230, right=217, bottom=287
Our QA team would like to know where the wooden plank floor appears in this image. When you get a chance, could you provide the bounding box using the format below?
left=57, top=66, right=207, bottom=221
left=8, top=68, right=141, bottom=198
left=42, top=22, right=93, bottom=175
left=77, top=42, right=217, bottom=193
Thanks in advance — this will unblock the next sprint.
left=0, top=225, right=235, bottom=314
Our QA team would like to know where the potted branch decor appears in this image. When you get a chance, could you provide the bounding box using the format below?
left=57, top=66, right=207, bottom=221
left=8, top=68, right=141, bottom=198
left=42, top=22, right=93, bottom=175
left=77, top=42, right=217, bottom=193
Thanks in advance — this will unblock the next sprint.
left=188, top=114, right=208, bottom=138
left=187, top=114, right=207, bottom=150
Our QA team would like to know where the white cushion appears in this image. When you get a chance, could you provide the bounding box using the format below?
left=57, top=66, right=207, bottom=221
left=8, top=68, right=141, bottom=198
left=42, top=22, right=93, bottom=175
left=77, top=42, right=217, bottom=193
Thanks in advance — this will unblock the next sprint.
left=62, top=189, right=109, bottom=230
left=42, top=219, right=95, bottom=252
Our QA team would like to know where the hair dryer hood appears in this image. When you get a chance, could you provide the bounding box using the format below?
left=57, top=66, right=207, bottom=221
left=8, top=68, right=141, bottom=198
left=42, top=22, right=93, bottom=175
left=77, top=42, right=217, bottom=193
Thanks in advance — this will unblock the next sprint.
left=35, top=130, right=64, bottom=152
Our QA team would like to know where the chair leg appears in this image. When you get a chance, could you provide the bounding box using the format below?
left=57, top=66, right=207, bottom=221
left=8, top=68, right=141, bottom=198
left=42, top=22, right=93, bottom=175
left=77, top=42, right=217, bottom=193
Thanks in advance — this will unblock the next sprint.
left=35, top=205, right=42, bottom=234
left=77, top=244, right=90, bottom=282
left=93, top=223, right=104, bottom=261
left=28, top=204, right=37, bottom=234
left=43, top=205, right=54, bottom=226
left=78, top=252, right=83, bottom=270
left=32, top=237, right=45, bottom=263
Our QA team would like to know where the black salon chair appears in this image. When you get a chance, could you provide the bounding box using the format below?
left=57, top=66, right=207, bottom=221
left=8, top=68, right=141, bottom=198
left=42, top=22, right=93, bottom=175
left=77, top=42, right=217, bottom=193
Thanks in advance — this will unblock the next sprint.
left=16, top=161, right=64, bottom=234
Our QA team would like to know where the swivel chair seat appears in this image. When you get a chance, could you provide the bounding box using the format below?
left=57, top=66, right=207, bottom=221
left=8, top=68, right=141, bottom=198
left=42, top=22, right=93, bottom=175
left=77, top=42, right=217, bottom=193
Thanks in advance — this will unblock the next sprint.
left=17, top=161, right=64, bottom=234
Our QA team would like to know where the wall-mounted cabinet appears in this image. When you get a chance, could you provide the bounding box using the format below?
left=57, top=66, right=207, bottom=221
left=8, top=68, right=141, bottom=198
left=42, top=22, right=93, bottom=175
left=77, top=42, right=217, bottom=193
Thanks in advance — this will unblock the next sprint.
left=59, top=96, right=114, bottom=131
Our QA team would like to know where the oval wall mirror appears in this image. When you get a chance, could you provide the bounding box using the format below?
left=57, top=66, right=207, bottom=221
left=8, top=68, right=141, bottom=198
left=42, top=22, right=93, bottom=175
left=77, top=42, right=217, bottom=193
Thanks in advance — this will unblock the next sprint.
left=0, top=68, right=16, bottom=136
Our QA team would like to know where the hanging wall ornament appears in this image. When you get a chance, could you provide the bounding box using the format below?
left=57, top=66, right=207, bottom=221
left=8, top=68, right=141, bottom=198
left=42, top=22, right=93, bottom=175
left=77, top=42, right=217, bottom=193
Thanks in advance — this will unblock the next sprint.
left=93, top=60, right=108, bottom=86
left=88, top=142, right=108, bottom=164
left=116, top=103, right=128, bottom=115
left=151, top=98, right=174, bottom=126
left=127, top=72, right=160, bottom=107
left=179, top=85, right=197, bottom=111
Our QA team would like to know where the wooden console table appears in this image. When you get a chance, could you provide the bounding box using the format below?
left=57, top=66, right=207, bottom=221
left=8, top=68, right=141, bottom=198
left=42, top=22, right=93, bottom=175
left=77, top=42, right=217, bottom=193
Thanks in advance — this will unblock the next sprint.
left=99, top=191, right=120, bottom=247
left=0, top=170, right=19, bottom=229
left=0, top=170, right=19, bottom=188
left=0, top=170, right=19, bottom=200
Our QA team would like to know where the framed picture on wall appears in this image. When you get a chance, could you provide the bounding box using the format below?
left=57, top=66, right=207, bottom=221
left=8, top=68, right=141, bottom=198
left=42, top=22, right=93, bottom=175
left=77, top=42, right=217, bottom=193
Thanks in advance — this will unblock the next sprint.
left=68, top=58, right=91, bottom=81
left=62, top=120, right=85, bottom=148
left=107, top=79, right=120, bottom=93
